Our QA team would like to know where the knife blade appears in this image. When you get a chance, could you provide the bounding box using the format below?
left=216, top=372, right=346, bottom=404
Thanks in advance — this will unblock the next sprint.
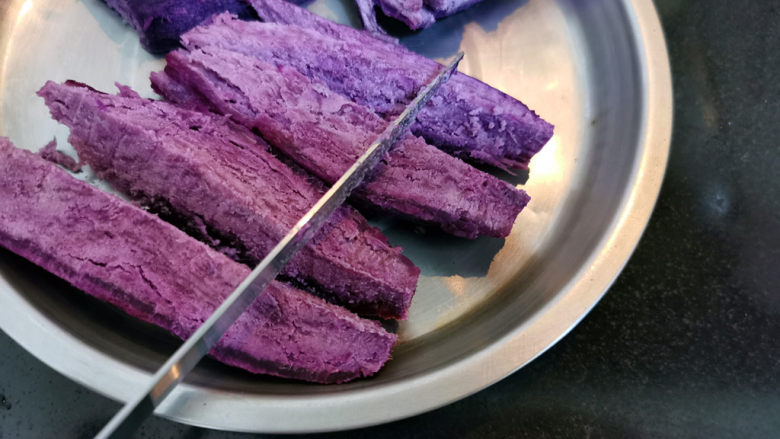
left=95, top=51, right=463, bottom=439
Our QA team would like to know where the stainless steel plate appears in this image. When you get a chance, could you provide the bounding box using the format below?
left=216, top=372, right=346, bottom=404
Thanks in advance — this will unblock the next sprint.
left=0, top=0, right=671, bottom=433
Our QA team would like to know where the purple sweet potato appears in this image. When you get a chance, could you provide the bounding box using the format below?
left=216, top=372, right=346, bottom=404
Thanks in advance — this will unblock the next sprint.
left=248, top=0, right=399, bottom=45
left=355, top=0, right=391, bottom=36
left=38, top=81, right=419, bottom=320
left=355, top=0, right=486, bottom=31
left=0, top=137, right=395, bottom=383
left=358, top=0, right=435, bottom=31
left=180, top=10, right=553, bottom=169
left=424, top=0, right=487, bottom=17
left=38, top=139, right=81, bottom=172
left=153, top=46, right=530, bottom=238
left=102, top=0, right=256, bottom=54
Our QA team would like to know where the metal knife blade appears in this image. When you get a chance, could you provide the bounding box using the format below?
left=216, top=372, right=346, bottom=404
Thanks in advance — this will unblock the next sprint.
left=96, top=51, right=463, bottom=439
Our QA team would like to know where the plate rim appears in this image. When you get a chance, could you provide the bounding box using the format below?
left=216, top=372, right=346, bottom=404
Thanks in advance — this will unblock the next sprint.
left=0, top=0, right=672, bottom=433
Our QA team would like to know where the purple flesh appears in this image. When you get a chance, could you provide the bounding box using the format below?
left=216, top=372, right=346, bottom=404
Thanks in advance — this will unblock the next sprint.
left=355, top=0, right=392, bottom=37
left=248, top=0, right=399, bottom=45
left=38, top=138, right=81, bottom=172
left=144, top=69, right=216, bottom=114
left=0, top=138, right=396, bottom=383
left=181, top=11, right=553, bottom=170
left=362, top=0, right=435, bottom=30
left=153, top=46, right=530, bottom=238
left=38, top=81, right=419, bottom=320
left=102, top=0, right=256, bottom=54
left=356, top=0, right=486, bottom=31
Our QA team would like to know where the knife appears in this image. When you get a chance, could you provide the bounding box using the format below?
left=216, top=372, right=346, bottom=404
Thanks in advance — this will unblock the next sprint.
left=95, top=51, right=463, bottom=439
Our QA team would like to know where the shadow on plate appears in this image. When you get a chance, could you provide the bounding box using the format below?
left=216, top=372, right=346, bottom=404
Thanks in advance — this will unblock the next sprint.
left=365, top=214, right=507, bottom=278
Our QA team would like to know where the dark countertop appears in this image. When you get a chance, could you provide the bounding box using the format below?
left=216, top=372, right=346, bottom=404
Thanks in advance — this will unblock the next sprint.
left=2, top=1, right=778, bottom=437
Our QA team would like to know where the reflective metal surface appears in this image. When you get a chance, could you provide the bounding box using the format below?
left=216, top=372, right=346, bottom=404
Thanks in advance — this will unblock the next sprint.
left=0, top=0, right=671, bottom=433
